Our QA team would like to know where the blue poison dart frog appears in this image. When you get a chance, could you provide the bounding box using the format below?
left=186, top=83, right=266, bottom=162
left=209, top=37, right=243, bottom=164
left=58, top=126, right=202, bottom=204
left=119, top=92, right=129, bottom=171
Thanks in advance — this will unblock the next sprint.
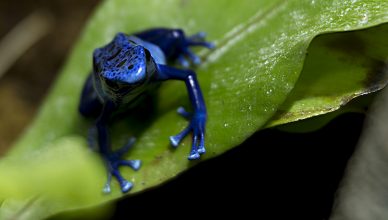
left=78, top=28, right=214, bottom=193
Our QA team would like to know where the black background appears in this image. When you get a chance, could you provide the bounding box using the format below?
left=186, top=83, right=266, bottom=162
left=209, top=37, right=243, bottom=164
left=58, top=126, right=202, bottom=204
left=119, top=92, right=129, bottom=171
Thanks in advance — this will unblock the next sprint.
left=113, top=113, right=363, bottom=219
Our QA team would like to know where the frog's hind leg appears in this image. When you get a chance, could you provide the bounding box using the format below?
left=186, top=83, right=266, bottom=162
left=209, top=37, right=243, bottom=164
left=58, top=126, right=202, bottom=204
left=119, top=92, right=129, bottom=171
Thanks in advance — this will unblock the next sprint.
left=134, top=28, right=214, bottom=66
left=79, top=74, right=103, bottom=150
left=94, top=102, right=141, bottom=193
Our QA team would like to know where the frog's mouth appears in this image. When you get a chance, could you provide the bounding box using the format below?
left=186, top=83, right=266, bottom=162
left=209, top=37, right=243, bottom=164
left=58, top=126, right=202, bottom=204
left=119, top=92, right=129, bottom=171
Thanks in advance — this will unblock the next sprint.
left=101, top=77, right=144, bottom=96
left=103, top=78, right=130, bottom=92
left=104, top=79, right=121, bottom=91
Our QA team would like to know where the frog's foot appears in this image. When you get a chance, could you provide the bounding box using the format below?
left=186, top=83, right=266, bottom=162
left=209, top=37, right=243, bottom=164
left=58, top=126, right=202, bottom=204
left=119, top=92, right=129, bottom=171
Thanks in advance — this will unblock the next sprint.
left=169, top=107, right=206, bottom=160
left=102, top=137, right=141, bottom=194
left=188, top=32, right=215, bottom=49
left=177, top=31, right=215, bottom=68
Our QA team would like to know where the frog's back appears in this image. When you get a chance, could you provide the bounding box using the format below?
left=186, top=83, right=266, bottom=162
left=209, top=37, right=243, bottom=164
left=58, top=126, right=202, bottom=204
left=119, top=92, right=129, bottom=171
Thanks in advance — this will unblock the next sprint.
left=127, top=35, right=166, bottom=65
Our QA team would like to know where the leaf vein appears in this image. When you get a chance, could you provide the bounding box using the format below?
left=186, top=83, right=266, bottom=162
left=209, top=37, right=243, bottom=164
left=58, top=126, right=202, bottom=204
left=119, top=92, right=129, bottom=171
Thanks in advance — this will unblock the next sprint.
left=201, top=0, right=289, bottom=66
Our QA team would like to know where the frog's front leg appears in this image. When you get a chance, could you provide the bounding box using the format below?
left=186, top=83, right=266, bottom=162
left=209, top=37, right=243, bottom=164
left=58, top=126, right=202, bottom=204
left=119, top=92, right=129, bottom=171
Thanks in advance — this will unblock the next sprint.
left=155, top=65, right=207, bottom=160
left=94, top=101, right=141, bottom=193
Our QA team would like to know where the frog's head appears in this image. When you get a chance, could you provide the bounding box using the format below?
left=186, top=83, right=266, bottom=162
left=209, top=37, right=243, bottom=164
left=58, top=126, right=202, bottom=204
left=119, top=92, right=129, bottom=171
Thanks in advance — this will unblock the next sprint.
left=93, top=33, right=151, bottom=96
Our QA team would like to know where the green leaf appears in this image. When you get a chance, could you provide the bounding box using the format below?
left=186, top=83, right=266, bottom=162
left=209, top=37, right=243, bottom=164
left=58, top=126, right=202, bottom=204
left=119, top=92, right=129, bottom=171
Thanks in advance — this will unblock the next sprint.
left=1, top=0, right=388, bottom=218
left=266, top=24, right=388, bottom=128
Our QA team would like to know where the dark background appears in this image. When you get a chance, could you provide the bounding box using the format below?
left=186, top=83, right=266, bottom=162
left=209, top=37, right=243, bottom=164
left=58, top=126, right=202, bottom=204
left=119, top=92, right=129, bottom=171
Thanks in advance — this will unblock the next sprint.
left=0, top=1, right=363, bottom=219
left=112, top=113, right=362, bottom=219
left=0, top=0, right=99, bottom=153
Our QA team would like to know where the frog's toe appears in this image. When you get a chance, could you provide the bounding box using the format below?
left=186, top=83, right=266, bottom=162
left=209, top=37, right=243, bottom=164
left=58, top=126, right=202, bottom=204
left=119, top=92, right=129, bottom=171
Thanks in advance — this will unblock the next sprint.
left=191, top=55, right=201, bottom=65
left=103, top=168, right=134, bottom=194
left=196, top=127, right=206, bottom=155
left=171, top=106, right=206, bottom=159
left=204, top=42, right=215, bottom=49
left=183, top=48, right=201, bottom=65
left=103, top=183, right=112, bottom=194
left=119, top=159, right=141, bottom=171
left=170, top=125, right=191, bottom=148
left=187, top=31, right=215, bottom=49
left=189, top=31, right=207, bottom=41
left=102, top=155, right=141, bottom=194
left=197, top=141, right=206, bottom=155
left=188, top=131, right=200, bottom=160
left=104, top=175, right=133, bottom=194
left=169, top=135, right=180, bottom=148
left=189, top=129, right=205, bottom=160
left=120, top=180, right=133, bottom=193
left=177, top=106, right=191, bottom=119
left=188, top=32, right=215, bottom=49
left=103, top=149, right=141, bottom=193
left=188, top=40, right=215, bottom=49
left=197, top=148, right=206, bottom=155
left=178, top=55, right=190, bottom=68
left=188, top=151, right=200, bottom=160
left=104, top=176, right=133, bottom=194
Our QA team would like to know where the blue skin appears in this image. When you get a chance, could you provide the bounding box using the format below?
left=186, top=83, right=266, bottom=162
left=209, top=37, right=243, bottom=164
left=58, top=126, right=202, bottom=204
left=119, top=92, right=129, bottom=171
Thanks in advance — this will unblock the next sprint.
left=79, top=28, right=214, bottom=193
